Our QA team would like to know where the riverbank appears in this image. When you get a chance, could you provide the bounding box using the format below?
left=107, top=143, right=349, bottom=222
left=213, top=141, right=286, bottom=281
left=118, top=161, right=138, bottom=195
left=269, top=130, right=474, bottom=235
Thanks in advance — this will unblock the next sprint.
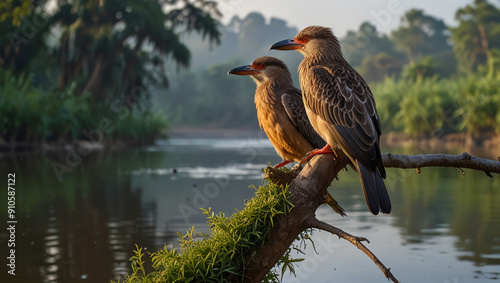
left=381, top=132, right=500, bottom=159
left=2, top=128, right=499, bottom=160
left=168, top=127, right=263, bottom=138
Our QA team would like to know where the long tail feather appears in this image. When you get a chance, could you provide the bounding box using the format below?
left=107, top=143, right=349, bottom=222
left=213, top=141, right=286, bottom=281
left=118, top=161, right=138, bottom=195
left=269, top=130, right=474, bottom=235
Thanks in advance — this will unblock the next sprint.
left=357, top=160, right=391, bottom=215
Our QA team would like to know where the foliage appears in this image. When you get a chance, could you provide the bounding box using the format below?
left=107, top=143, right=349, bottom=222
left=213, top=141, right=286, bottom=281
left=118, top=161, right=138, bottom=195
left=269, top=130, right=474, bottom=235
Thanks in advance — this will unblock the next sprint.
left=357, top=52, right=403, bottom=83
left=375, top=76, right=452, bottom=137
left=391, top=9, right=451, bottom=64
left=0, top=0, right=31, bottom=26
left=401, top=56, right=438, bottom=80
left=374, top=52, right=500, bottom=138
left=162, top=59, right=258, bottom=128
left=453, top=59, right=500, bottom=136
left=451, top=0, right=500, bottom=69
left=1, top=0, right=221, bottom=97
left=0, top=0, right=222, bottom=146
left=0, top=68, right=167, bottom=145
left=341, top=22, right=400, bottom=69
left=112, top=180, right=300, bottom=282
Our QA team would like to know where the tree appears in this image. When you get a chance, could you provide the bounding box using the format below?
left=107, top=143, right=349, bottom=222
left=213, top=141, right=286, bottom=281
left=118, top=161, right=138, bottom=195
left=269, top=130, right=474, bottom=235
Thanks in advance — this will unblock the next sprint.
left=400, top=56, right=438, bottom=80
left=55, top=0, right=220, bottom=99
left=161, top=60, right=258, bottom=128
left=454, top=60, right=500, bottom=143
left=451, top=0, right=500, bottom=69
left=341, top=21, right=399, bottom=68
left=357, top=52, right=404, bottom=83
left=392, top=9, right=451, bottom=64
left=1, top=0, right=222, bottom=100
left=0, top=0, right=52, bottom=75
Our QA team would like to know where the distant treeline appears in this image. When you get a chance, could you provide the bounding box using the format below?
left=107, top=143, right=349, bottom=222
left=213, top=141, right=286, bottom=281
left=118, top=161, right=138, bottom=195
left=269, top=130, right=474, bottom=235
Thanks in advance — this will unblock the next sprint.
left=162, top=0, right=500, bottom=140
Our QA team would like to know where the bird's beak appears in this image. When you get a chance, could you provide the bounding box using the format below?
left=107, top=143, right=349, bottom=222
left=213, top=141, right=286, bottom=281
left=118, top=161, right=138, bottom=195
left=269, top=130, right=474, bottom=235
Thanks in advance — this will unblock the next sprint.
left=227, top=65, right=260, bottom=76
left=270, top=38, right=303, bottom=50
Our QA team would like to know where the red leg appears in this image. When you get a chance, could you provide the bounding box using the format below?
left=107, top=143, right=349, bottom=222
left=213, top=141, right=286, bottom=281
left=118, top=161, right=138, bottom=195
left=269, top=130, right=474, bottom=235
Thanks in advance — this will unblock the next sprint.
left=300, top=144, right=334, bottom=165
left=274, top=160, right=291, bottom=168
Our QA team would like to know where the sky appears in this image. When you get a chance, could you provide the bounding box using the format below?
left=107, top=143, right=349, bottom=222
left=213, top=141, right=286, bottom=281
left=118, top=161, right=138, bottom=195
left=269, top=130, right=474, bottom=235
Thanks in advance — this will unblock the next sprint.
left=215, top=0, right=476, bottom=37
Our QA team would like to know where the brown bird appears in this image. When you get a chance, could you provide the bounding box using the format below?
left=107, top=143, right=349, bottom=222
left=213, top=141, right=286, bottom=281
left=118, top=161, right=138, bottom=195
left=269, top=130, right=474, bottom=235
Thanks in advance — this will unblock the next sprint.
left=271, top=26, right=391, bottom=215
left=228, top=56, right=325, bottom=168
left=228, top=56, right=345, bottom=216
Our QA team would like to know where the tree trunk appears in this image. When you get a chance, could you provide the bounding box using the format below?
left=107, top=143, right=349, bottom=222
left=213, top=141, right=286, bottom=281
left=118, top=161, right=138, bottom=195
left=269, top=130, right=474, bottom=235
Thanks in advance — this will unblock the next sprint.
left=58, top=34, right=69, bottom=91
left=406, top=47, right=414, bottom=65
left=477, top=23, right=491, bottom=61
left=242, top=154, right=345, bottom=282
left=83, top=55, right=106, bottom=99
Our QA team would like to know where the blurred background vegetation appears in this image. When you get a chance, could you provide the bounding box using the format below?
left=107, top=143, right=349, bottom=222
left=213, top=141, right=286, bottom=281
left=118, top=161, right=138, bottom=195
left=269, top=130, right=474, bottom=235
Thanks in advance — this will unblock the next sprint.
left=2, top=0, right=500, bottom=148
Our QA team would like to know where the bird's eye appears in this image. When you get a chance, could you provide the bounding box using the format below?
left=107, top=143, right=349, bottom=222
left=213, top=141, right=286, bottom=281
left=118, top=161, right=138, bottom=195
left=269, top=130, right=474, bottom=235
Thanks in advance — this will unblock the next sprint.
left=261, top=64, right=265, bottom=69
left=303, top=36, right=309, bottom=42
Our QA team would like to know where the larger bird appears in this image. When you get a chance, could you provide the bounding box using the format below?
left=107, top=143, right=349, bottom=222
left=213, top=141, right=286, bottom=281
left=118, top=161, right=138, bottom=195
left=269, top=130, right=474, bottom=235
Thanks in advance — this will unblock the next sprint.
left=228, top=56, right=345, bottom=216
left=271, top=26, right=391, bottom=215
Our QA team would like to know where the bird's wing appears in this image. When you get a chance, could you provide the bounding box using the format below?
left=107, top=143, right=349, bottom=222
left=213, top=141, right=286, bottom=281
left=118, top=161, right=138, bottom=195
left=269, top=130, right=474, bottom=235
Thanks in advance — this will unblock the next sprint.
left=305, top=64, right=384, bottom=173
left=281, top=88, right=326, bottom=149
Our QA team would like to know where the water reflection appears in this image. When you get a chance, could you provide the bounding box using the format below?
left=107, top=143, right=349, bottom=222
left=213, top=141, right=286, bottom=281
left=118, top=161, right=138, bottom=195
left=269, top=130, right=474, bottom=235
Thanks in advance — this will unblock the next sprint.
left=0, top=137, right=499, bottom=283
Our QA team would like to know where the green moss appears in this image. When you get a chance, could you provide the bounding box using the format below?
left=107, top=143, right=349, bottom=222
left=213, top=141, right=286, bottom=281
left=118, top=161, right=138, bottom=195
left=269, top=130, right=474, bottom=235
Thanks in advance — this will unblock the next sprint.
left=114, top=180, right=296, bottom=283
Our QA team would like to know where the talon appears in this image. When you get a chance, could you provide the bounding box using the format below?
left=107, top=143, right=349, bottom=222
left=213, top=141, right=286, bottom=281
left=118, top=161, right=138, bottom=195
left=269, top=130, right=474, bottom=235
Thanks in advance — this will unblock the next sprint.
left=299, top=152, right=311, bottom=165
left=300, top=144, right=334, bottom=165
left=274, top=160, right=291, bottom=169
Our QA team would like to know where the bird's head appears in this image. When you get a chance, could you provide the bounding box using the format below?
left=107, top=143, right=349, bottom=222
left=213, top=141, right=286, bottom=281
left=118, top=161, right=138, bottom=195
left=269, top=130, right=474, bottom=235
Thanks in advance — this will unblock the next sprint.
left=228, top=56, right=291, bottom=85
left=270, top=26, right=340, bottom=58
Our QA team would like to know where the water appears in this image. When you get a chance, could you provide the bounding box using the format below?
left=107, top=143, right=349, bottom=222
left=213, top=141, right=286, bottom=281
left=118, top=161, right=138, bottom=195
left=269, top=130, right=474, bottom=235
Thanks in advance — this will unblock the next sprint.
left=0, top=135, right=499, bottom=283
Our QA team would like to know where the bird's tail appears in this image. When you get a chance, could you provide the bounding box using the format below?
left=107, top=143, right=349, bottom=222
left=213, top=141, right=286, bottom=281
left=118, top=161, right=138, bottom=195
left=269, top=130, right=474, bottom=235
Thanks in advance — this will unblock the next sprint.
left=323, top=192, right=347, bottom=217
left=356, top=160, right=391, bottom=215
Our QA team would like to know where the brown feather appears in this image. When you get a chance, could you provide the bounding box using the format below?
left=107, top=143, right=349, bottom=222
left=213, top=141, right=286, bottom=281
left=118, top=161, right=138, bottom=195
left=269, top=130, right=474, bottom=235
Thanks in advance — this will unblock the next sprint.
left=247, top=56, right=326, bottom=163
left=290, top=26, right=391, bottom=214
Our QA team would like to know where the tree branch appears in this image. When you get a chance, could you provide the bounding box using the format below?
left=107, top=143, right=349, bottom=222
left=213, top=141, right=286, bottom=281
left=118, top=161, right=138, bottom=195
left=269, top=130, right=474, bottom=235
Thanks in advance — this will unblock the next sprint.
left=382, top=152, right=500, bottom=175
left=241, top=151, right=499, bottom=282
left=306, top=217, right=399, bottom=283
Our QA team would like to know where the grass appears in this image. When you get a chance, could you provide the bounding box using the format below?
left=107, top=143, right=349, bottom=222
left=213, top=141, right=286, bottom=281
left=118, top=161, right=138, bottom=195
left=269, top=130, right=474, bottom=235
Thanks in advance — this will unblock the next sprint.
left=113, top=179, right=307, bottom=283
left=0, top=68, right=168, bottom=146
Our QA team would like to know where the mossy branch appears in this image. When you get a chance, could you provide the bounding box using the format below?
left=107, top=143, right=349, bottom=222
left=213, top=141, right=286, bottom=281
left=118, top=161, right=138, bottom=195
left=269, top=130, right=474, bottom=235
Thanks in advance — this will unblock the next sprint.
left=243, top=152, right=401, bottom=282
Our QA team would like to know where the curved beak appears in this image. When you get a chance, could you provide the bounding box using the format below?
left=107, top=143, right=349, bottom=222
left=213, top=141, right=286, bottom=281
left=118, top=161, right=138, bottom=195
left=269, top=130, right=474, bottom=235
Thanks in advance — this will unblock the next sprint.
left=228, top=65, right=260, bottom=76
left=270, top=38, right=303, bottom=50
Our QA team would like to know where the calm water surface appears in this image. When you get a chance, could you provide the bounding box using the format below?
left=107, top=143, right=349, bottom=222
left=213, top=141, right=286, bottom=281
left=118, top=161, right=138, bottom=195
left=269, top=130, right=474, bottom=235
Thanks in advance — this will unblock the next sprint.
left=0, top=135, right=499, bottom=283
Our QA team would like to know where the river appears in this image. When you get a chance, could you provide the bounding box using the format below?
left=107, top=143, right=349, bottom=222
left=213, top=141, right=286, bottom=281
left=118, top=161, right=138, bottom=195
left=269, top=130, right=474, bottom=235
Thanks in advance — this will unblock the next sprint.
left=0, top=134, right=499, bottom=282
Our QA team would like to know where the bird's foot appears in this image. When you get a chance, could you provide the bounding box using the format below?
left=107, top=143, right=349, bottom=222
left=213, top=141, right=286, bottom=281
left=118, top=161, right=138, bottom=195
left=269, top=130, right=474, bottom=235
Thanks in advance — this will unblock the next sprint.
left=323, top=192, right=347, bottom=217
left=299, top=144, right=334, bottom=165
left=274, top=160, right=291, bottom=169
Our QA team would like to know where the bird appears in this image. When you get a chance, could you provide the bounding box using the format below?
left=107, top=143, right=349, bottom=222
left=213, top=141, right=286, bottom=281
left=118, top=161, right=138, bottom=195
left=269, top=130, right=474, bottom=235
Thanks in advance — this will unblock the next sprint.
left=270, top=26, right=391, bottom=215
left=228, top=56, right=345, bottom=216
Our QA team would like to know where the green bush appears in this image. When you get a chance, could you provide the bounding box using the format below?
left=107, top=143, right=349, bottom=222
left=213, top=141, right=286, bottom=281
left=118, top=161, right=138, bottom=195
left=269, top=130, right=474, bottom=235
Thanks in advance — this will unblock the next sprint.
left=453, top=61, right=500, bottom=136
left=0, top=69, right=168, bottom=146
left=373, top=66, right=499, bottom=138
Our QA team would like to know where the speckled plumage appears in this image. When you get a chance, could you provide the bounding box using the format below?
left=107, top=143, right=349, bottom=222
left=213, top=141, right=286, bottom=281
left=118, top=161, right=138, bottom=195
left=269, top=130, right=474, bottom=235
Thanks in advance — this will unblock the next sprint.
left=230, top=56, right=325, bottom=164
left=272, top=26, right=391, bottom=215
